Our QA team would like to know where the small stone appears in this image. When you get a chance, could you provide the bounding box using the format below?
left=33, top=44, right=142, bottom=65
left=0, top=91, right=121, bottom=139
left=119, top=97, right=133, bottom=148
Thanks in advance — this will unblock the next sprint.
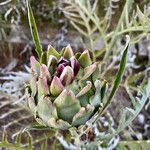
left=138, top=114, right=145, bottom=124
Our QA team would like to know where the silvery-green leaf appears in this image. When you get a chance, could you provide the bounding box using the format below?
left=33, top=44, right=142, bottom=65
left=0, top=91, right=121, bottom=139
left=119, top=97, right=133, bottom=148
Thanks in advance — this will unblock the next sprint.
left=37, top=77, right=49, bottom=98
left=47, top=45, right=60, bottom=59
left=76, top=81, right=92, bottom=97
left=40, top=64, right=51, bottom=81
left=50, top=76, right=64, bottom=96
left=54, top=89, right=81, bottom=122
left=92, top=63, right=101, bottom=82
left=81, top=63, right=97, bottom=80
left=63, top=44, right=74, bottom=60
left=94, top=36, right=130, bottom=123
left=101, top=37, right=129, bottom=113
left=90, top=80, right=101, bottom=107
left=28, top=96, right=37, bottom=115
left=72, top=104, right=94, bottom=126
left=30, top=56, right=40, bottom=76
left=30, top=73, right=37, bottom=97
left=78, top=50, right=92, bottom=68
left=37, top=96, right=53, bottom=124
left=48, top=118, right=71, bottom=130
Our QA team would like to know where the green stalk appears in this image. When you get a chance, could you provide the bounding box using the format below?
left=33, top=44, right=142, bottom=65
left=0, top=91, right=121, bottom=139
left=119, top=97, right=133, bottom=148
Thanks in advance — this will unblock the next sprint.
left=104, top=0, right=134, bottom=60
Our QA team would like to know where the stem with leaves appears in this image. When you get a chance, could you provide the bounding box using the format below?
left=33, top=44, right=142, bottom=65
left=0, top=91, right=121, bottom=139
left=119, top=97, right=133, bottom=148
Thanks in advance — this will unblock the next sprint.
left=93, top=35, right=130, bottom=124
left=104, top=0, right=134, bottom=60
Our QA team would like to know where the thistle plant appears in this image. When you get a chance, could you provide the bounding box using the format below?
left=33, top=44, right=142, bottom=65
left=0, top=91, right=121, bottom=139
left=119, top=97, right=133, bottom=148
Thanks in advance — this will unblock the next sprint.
left=25, top=0, right=129, bottom=130
left=25, top=0, right=131, bottom=148
left=27, top=44, right=106, bottom=129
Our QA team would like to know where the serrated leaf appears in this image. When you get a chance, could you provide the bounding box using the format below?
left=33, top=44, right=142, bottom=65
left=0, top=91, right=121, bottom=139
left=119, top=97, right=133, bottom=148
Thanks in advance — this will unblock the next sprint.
left=117, top=79, right=150, bottom=134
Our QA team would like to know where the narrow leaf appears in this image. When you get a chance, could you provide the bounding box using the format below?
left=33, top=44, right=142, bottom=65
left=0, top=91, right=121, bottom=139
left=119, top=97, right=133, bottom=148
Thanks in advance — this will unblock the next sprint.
left=101, top=35, right=130, bottom=113
left=26, top=0, right=42, bottom=58
left=93, top=35, right=130, bottom=123
left=15, top=133, right=21, bottom=146
left=41, top=139, right=47, bottom=150
left=28, top=134, right=32, bottom=150
left=100, top=80, right=108, bottom=102
left=3, top=130, right=8, bottom=143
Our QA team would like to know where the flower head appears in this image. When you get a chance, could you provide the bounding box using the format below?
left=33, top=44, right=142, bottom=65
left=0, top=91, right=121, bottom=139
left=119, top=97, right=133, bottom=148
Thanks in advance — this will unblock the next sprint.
left=27, top=45, right=103, bottom=130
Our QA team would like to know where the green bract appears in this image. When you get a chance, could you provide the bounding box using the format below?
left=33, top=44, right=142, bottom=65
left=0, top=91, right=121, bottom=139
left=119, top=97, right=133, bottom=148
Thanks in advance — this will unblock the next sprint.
left=26, top=45, right=105, bottom=130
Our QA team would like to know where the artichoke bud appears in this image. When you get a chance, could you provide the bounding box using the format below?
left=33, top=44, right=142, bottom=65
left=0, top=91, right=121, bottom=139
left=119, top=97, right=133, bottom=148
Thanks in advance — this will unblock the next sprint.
left=27, top=45, right=105, bottom=130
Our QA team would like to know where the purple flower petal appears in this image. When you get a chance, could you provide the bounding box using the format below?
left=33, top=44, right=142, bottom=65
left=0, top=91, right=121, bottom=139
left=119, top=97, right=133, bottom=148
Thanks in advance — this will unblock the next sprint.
left=58, top=57, right=69, bottom=66
left=55, top=64, right=65, bottom=77
left=60, top=66, right=74, bottom=86
left=70, top=56, right=80, bottom=76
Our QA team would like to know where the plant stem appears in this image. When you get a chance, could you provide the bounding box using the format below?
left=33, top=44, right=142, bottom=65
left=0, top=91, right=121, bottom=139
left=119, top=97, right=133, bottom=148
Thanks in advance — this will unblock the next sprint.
left=104, top=0, right=134, bottom=60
